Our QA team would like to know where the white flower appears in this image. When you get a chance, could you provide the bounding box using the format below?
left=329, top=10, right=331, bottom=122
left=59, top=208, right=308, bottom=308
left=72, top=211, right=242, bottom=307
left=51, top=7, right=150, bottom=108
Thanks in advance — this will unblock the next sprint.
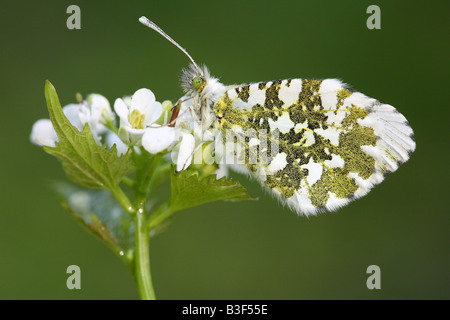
left=168, top=130, right=196, bottom=172
left=88, top=93, right=115, bottom=124
left=30, top=119, right=57, bottom=147
left=79, top=94, right=114, bottom=144
left=105, top=131, right=129, bottom=156
left=30, top=94, right=114, bottom=147
left=162, top=98, right=202, bottom=171
left=161, top=97, right=219, bottom=172
left=81, top=94, right=115, bottom=135
left=62, top=103, right=86, bottom=131
left=176, top=132, right=196, bottom=171
left=142, top=126, right=177, bottom=154
left=30, top=104, right=86, bottom=147
left=114, top=88, right=163, bottom=146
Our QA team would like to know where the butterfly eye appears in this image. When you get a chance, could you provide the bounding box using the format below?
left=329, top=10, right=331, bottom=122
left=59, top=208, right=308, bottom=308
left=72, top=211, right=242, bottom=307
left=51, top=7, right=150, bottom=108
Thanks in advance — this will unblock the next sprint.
left=192, top=76, right=205, bottom=93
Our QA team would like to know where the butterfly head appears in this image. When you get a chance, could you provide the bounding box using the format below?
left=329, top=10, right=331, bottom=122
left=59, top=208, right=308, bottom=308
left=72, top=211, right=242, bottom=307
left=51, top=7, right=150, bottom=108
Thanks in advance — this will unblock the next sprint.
left=192, top=75, right=205, bottom=93
left=180, top=63, right=208, bottom=96
left=181, top=62, right=224, bottom=96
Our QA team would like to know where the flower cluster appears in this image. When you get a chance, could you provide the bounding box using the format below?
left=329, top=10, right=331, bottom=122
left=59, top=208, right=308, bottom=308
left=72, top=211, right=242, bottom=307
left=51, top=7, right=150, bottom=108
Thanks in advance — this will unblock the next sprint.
left=31, top=93, right=115, bottom=146
left=31, top=88, right=212, bottom=172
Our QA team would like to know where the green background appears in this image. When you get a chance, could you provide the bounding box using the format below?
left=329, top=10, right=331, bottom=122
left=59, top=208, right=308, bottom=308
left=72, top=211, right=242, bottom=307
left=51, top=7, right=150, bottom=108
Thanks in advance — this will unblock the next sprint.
left=0, top=0, right=448, bottom=299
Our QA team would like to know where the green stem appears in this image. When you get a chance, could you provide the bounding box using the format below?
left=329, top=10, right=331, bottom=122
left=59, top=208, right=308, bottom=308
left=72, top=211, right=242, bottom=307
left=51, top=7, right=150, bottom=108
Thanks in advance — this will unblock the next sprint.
left=146, top=162, right=171, bottom=195
left=134, top=206, right=156, bottom=300
left=104, top=120, right=118, bottom=134
left=141, top=153, right=163, bottom=194
left=121, top=175, right=134, bottom=188
left=147, top=201, right=176, bottom=230
left=109, top=185, right=135, bottom=215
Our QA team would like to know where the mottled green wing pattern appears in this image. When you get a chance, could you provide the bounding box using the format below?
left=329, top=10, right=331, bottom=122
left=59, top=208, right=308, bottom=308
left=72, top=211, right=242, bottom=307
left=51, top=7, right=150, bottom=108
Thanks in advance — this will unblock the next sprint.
left=212, top=78, right=415, bottom=215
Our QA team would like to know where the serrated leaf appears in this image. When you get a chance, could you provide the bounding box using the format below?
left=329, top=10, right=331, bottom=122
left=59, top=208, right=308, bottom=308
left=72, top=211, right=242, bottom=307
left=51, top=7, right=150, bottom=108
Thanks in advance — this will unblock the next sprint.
left=90, top=214, right=121, bottom=250
left=54, top=181, right=133, bottom=259
left=170, top=169, right=254, bottom=212
left=43, top=81, right=134, bottom=190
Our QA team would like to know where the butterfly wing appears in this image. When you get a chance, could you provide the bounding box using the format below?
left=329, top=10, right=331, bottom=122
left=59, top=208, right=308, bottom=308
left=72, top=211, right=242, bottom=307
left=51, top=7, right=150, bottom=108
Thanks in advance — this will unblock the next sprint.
left=212, top=79, right=415, bottom=216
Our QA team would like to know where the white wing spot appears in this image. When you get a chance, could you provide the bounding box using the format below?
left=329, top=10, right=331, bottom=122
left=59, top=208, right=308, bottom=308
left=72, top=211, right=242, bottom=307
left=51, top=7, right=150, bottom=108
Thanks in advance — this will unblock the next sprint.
left=279, top=82, right=301, bottom=107
left=268, top=112, right=295, bottom=134
left=268, top=152, right=288, bottom=174
left=301, top=158, right=323, bottom=186
left=295, top=130, right=315, bottom=147
left=228, top=89, right=237, bottom=100
left=294, top=120, right=308, bottom=133
left=324, top=154, right=345, bottom=168
left=314, top=127, right=342, bottom=145
left=319, top=79, right=342, bottom=110
left=247, top=88, right=266, bottom=106
left=325, top=110, right=346, bottom=126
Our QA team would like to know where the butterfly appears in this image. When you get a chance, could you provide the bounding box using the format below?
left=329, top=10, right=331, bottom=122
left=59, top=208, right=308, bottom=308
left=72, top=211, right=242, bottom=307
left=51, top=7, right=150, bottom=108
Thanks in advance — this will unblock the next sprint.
left=139, top=16, right=416, bottom=216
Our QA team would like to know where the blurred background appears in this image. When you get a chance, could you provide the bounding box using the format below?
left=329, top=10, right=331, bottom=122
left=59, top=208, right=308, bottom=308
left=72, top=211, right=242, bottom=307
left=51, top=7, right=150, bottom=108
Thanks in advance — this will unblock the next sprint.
left=0, top=0, right=448, bottom=299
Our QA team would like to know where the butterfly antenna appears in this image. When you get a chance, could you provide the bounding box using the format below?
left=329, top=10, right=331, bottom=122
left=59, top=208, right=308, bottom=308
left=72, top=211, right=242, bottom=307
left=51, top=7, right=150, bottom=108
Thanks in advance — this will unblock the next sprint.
left=139, top=16, right=203, bottom=75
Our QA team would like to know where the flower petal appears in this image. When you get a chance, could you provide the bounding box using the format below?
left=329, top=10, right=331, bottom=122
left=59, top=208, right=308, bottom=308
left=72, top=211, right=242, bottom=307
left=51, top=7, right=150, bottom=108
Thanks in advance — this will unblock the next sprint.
left=119, top=125, right=146, bottom=146
left=30, top=119, right=57, bottom=147
left=176, top=133, right=195, bottom=172
left=106, top=131, right=129, bottom=156
left=142, top=126, right=176, bottom=154
left=131, top=88, right=155, bottom=113
left=88, top=93, right=114, bottom=123
left=118, top=125, right=131, bottom=145
left=76, top=103, right=91, bottom=128
left=144, top=101, right=163, bottom=126
left=62, top=104, right=85, bottom=131
left=114, top=98, right=130, bottom=125
left=122, top=95, right=132, bottom=106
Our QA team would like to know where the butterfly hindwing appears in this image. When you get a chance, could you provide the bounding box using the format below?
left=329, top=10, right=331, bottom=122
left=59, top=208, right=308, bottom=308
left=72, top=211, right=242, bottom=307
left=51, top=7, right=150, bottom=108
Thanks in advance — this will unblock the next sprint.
left=139, top=18, right=415, bottom=216
left=212, top=78, right=415, bottom=216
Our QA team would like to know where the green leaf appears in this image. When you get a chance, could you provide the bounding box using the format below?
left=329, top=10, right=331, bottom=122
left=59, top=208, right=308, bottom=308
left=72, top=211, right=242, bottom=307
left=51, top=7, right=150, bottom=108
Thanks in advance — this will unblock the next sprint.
left=43, top=81, right=134, bottom=190
left=89, top=214, right=121, bottom=251
left=170, top=168, right=255, bottom=212
left=54, top=181, right=133, bottom=265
